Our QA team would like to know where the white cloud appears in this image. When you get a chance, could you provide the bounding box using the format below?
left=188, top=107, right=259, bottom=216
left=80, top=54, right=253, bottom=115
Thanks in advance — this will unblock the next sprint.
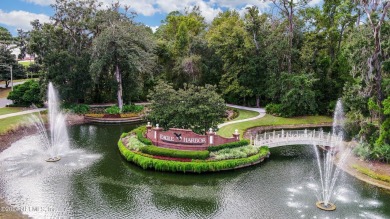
left=0, top=10, right=51, bottom=31
left=149, top=25, right=159, bottom=33
left=23, top=0, right=55, bottom=6
left=209, top=0, right=270, bottom=11
left=308, top=0, right=322, bottom=6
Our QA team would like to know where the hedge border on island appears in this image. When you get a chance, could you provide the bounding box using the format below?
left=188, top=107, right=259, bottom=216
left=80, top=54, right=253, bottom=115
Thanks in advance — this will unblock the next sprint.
left=118, top=136, right=269, bottom=173
left=207, top=139, right=250, bottom=152
left=140, top=145, right=210, bottom=160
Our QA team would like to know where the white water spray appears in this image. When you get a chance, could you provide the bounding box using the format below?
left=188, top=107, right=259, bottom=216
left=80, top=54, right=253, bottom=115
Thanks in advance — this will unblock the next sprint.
left=30, top=82, right=70, bottom=160
left=314, top=99, right=351, bottom=210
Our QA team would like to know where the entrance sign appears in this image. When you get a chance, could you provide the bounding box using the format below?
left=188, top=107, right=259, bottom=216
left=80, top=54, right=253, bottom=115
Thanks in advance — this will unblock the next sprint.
left=145, top=126, right=239, bottom=151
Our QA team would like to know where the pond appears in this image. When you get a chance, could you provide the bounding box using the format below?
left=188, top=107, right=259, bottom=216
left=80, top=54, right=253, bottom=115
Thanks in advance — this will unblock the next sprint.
left=0, top=124, right=389, bottom=218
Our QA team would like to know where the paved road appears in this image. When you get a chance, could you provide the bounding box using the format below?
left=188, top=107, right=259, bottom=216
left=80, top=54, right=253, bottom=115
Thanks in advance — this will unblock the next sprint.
left=0, top=108, right=46, bottom=120
left=0, top=81, right=26, bottom=107
left=0, top=98, right=12, bottom=108
left=0, top=82, right=25, bottom=89
left=218, top=104, right=266, bottom=128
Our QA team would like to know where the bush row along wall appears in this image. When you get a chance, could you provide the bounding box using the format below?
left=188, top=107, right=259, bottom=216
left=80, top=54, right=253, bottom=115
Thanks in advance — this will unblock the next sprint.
left=118, top=138, right=269, bottom=173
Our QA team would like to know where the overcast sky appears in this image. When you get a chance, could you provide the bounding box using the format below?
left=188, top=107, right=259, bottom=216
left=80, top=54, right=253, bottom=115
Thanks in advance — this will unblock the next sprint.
left=0, top=0, right=322, bottom=36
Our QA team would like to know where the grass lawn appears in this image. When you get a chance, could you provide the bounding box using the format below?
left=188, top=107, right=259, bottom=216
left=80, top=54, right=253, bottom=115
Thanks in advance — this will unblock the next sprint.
left=0, top=107, right=24, bottom=116
left=218, top=114, right=333, bottom=138
left=0, top=115, right=30, bottom=134
left=18, top=60, right=35, bottom=67
left=230, top=108, right=259, bottom=121
left=0, top=112, right=44, bottom=135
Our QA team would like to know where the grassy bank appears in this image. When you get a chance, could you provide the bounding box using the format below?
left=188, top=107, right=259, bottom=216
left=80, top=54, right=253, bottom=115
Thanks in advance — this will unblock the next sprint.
left=231, top=108, right=259, bottom=121
left=0, top=113, right=42, bottom=135
left=0, top=107, right=24, bottom=116
left=352, top=164, right=390, bottom=183
left=218, top=114, right=333, bottom=138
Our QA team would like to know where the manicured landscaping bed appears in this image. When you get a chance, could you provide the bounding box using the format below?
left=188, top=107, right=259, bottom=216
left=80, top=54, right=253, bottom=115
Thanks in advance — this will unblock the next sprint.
left=118, top=128, right=269, bottom=173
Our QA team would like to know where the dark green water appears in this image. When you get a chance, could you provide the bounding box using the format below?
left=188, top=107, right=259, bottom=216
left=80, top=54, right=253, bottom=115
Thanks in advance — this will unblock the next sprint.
left=0, top=124, right=389, bottom=218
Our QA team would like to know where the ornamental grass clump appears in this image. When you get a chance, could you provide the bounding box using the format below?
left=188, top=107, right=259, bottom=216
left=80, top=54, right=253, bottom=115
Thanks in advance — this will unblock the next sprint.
left=210, top=145, right=259, bottom=161
left=126, top=135, right=147, bottom=151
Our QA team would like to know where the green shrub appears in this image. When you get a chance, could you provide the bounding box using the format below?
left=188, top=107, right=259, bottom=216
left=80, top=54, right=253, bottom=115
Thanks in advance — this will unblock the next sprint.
left=210, top=145, right=259, bottom=161
left=118, top=139, right=269, bottom=173
left=208, top=140, right=249, bottom=152
left=265, top=103, right=282, bottom=116
left=132, top=126, right=152, bottom=145
left=123, top=104, right=144, bottom=113
left=371, top=144, right=390, bottom=163
left=127, top=135, right=147, bottom=151
left=105, top=105, right=120, bottom=114
left=140, top=145, right=210, bottom=160
left=7, top=80, right=43, bottom=107
left=120, top=132, right=129, bottom=138
left=62, top=103, right=90, bottom=114
left=353, top=143, right=371, bottom=160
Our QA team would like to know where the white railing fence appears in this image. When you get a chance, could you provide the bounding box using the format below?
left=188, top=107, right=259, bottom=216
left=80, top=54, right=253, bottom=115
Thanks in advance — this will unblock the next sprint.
left=251, top=129, right=343, bottom=148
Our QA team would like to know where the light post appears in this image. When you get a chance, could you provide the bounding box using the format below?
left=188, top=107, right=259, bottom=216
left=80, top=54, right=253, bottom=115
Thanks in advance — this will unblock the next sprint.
left=0, top=64, right=13, bottom=91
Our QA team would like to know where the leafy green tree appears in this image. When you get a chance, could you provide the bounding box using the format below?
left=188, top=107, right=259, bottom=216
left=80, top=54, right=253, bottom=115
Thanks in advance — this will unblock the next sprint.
left=155, top=7, right=208, bottom=88
left=90, top=9, right=155, bottom=111
left=279, top=73, right=318, bottom=117
left=353, top=0, right=389, bottom=123
left=206, top=10, right=253, bottom=104
left=147, top=80, right=226, bottom=134
left=0, top=27, right=13, bottom=44
left=0, top=45, right=25, bottom=87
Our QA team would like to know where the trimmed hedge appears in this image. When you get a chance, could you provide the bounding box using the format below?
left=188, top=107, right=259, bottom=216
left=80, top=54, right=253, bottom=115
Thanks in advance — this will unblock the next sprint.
left=208, top=139, right=250, bottom=152
left=132, top=126, right=152, bottom=145
left=140, top=145, right=210, bottom=160
left=119, top=139, right=269, bottom=173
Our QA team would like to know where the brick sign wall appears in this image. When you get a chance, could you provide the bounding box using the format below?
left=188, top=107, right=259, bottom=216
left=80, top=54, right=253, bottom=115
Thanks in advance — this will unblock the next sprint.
left=145, top=126, right=239, bottom=151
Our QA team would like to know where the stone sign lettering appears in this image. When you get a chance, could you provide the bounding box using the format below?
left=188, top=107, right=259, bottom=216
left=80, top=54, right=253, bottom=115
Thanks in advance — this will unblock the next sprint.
left=160, top=133, right=206, bottom=145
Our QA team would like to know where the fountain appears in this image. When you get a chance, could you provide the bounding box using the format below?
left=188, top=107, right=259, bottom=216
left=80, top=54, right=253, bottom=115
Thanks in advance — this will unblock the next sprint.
left=313, top=99, right=351, bottom=211
left=30, top=82, right=70, bottom=162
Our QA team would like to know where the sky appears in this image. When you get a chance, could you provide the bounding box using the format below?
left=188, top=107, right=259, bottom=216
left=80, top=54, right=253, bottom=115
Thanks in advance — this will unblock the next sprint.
left=0, top=0, right=322, bottom=36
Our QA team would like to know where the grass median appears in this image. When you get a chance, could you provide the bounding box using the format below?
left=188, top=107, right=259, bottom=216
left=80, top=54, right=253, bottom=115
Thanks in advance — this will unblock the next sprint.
left=230, top=108, right=259, bottom=121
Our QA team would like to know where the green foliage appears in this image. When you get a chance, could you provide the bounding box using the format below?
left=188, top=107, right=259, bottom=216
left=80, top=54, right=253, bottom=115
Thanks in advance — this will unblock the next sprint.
left=140, top=145, right=210, bottom=160
left=210, top=145, right=259, bottom=161
left=0, top=27, right=13, bottom=44
left=371, top=144, right=390, bottom=163
left=353, top=143, right=372, bottom=160
left=353, top=142, right=390, bottom=163
left=7, top=80, right=42, bottom=107
left=279, top=72, right=318, bottom=117
left=105, top=106, right=121, bottom=114
left=126, top=135, right=147, bottom=151
left=147, top=81, right=226, bottom=134
left=62, top=103, right=90, bottom=114
left=265, top=103, right=283, bottom=116
left=132, top=126, right=152, bottom=145
left=207, top=140, right=249, bottom=152
left=122, top=104, right=144, bottom=113
left=118, top=139, right=269, bottom=173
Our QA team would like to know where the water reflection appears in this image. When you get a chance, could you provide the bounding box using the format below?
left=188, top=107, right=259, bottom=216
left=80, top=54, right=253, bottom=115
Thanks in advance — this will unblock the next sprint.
left=0, top=125, right=389, bottom=218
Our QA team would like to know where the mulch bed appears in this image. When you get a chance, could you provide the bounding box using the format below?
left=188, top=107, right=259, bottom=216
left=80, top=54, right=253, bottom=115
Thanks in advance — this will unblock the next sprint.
left=103, top=114, right=121, bottom=118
